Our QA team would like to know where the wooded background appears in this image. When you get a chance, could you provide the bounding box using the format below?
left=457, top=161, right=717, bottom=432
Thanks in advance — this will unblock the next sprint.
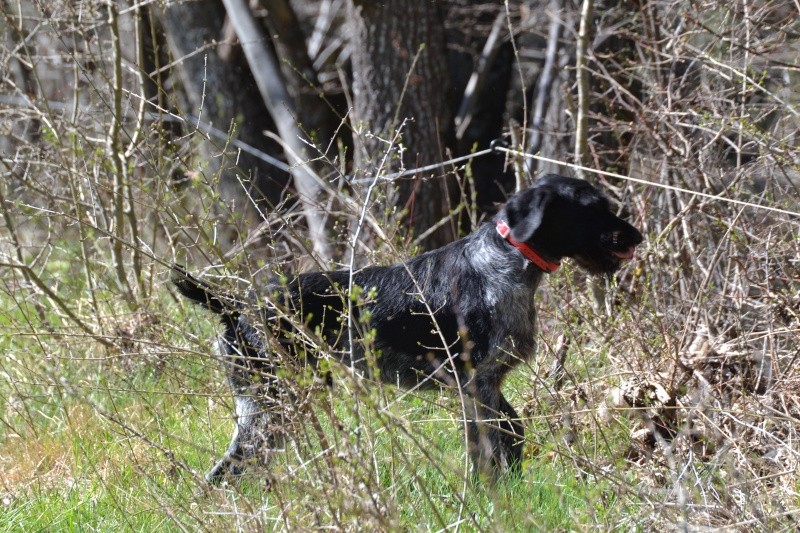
left=1, top=0, right=799, bottom=530
left=3, top=0, right=798, bottom=259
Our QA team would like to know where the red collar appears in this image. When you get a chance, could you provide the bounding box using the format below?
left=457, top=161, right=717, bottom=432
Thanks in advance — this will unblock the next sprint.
left=496, top=220, right=560, bottom=273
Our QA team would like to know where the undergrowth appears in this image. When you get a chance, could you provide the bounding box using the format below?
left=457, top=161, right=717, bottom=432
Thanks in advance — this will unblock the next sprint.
left=2, top=0, right=800, bottom=530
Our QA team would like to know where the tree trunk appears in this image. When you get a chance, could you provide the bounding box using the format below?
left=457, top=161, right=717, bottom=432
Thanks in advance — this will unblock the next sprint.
left=348, top=0, right=455, bottom=249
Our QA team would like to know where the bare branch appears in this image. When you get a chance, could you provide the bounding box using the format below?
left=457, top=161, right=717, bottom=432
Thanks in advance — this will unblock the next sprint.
left=527, top=0, right=563, bottom=174
left=455, top=11, right=506, bottom=141
left=220, top=0, right=332, bottom=262
left=573, top=0, right=593, bottom=180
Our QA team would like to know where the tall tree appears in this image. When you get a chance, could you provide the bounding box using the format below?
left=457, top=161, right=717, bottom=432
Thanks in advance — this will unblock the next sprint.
left=348, top=0, right=455, bottom=249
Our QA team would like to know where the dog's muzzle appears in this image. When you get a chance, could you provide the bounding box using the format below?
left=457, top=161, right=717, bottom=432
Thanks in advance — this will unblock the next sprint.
left=607, top=230, right=641, bottom=261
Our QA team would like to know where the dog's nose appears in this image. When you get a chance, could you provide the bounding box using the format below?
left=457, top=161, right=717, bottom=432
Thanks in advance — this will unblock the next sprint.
left=612, top=229, right=643, bottom=246
left=609, top=229, right=643, bottom=261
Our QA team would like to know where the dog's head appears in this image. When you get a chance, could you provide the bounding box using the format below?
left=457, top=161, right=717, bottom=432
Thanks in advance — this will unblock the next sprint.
left=501, top=174, right=643, bottom=274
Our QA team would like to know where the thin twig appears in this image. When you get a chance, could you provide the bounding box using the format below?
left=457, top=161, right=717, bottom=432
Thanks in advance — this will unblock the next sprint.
left=107, top=1, right=136, bottom=308
left=574, top=0, right=594, bottom=180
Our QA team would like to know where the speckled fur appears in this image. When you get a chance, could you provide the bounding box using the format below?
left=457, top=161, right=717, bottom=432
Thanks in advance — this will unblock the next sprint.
left=173, top=174, right=643, bottom=482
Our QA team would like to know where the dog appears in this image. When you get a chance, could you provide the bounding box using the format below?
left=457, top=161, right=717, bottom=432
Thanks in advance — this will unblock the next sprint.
left=173, top=174, right=643, bottom=482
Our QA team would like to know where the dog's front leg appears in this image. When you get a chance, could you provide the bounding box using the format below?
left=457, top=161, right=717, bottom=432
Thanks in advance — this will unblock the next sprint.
left=496, top=393, right=524, bottom=468
left=465, top=371, right=525, bottom=478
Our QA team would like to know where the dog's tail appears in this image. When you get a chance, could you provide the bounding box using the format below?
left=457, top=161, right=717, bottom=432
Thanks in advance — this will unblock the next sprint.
left=171, top=264, right=241, bottom=319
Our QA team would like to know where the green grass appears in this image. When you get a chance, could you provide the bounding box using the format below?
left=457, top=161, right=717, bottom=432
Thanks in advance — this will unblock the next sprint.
left=7, top=250, right=794, bottom=531
left=0, top=283, right=640, bottom=531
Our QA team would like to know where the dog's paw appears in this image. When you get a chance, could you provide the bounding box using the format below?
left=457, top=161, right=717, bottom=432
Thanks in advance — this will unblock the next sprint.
left=205, top=458, right=244, bottom=485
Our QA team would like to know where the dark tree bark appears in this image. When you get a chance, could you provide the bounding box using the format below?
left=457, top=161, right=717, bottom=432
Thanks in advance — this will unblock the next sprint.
left=584, top=1, right=643, bottom=179
left=348, top=0, right=456, bottom=249
left=158, top=0, right=289, bottom=213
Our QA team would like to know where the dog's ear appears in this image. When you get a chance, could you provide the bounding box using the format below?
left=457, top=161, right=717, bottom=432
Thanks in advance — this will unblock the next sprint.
left=505, top=188, right=551, bottom=242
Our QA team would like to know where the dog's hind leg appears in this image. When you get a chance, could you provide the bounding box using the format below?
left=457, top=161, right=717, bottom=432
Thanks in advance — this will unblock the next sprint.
left=206, top=331, right=285, bottom=484
left=206, top=387, right=283, bottom=483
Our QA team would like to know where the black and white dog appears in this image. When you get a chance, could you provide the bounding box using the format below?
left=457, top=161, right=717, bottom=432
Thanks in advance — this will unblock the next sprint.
left=173, top=174, right=643, bottom=482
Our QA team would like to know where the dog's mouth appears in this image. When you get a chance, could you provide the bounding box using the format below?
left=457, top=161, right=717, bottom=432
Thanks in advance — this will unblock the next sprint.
left=604, top=229, right=642, bottom=264
left=573, top=244, right=639, bottom=275
left=571, top=228, right=643, bottom=275
left=610, top=246, right=636, bottom=261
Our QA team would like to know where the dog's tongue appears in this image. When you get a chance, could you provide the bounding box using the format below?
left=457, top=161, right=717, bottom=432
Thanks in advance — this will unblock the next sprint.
left=612, top=247, right=636, bottom=261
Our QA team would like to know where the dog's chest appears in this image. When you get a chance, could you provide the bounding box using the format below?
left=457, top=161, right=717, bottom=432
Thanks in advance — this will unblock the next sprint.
left=460, top=235, right=543, bottom=358
left=486, top=278, right=539, bottom=350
